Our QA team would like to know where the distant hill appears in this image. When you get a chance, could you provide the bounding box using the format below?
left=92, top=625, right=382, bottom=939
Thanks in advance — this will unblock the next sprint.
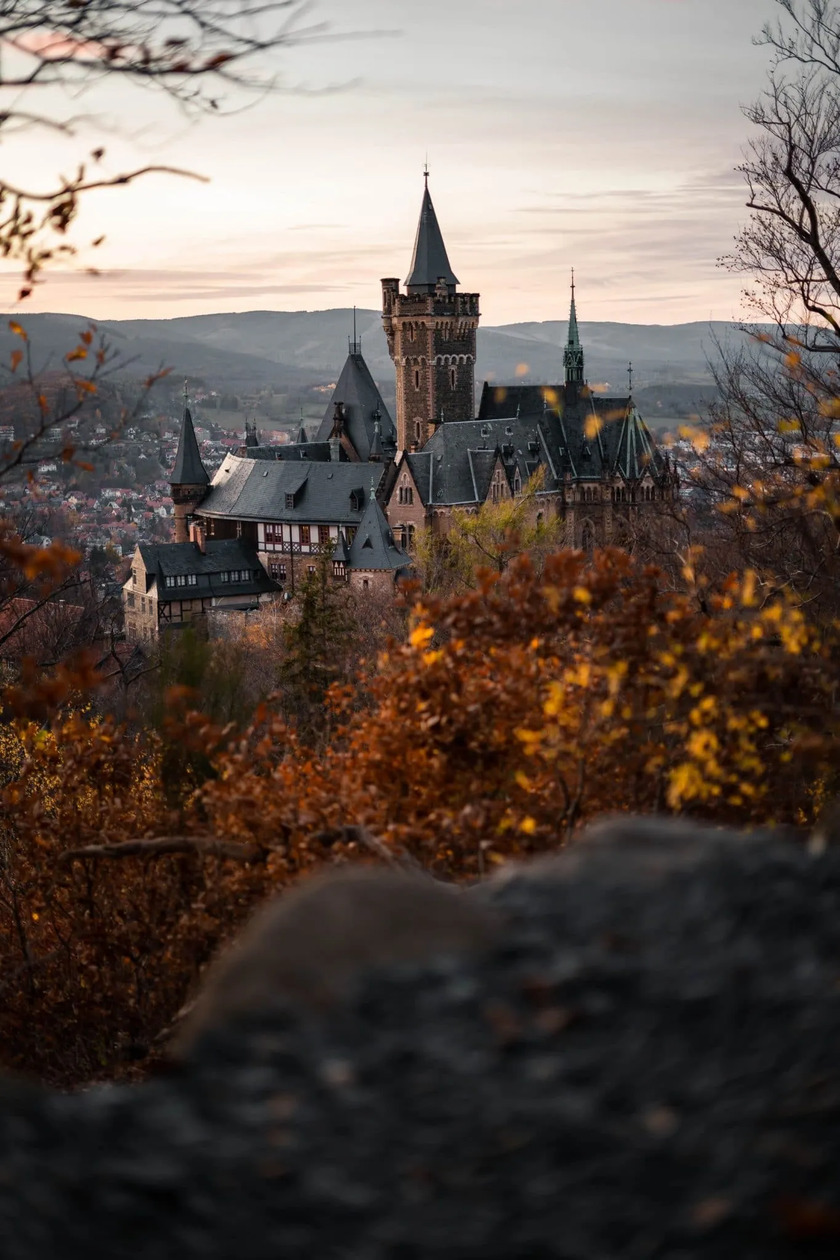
left=0, top=309, right=751, bottom=426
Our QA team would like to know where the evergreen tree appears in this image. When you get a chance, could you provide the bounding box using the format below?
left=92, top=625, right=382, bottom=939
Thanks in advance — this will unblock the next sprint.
left=279, top=552, right=353, bottom=737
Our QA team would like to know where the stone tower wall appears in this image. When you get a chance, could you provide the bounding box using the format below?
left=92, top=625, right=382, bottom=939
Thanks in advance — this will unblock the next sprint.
left=382, top=285, right=479, bottom=451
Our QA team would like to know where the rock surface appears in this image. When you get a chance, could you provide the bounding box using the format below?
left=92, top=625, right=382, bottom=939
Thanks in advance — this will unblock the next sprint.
left=2, top=820, right=840, bottom=1258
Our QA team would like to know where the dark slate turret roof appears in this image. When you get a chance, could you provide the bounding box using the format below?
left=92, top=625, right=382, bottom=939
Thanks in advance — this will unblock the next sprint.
left=171, top=404, right=209, bottom=487
left=347, top=495, right=410, bottom=574
left=405, top=178, right=459, bottom=293
left=197, top=453, right=386, bottom=525
left=313, top=351, right=397, bottom=462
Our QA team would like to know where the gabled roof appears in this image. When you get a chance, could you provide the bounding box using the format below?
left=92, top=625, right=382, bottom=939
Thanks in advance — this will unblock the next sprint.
left=476, top=382, right=668, bottom=484
left=614, top=402, right=660, bottom=481
left=405, top=177, right=459, bottom=293
left=348, top=495, right=410, bottom=573
left=198, top=453, right=386, bottom=525
left=171, top=404, right=209, bottom=487
left=132, top=539, right=275, bottom=603
left=313, top=350, right=397, bottom=462
left=411, top=416, right=563, bottom=508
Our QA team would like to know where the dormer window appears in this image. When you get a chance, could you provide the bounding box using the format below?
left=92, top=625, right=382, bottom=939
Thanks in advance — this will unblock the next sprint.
left=350, top=489, right=363, bottom=512
left=285, top=492, right=295, bottom=509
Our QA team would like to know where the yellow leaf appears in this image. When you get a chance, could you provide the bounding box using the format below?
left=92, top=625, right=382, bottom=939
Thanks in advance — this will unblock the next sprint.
left=8, top=320, right=27, bottom=341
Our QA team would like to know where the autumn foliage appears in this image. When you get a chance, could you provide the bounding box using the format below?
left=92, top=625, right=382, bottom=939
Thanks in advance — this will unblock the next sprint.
left=1, top=545, right=839, bottom=1084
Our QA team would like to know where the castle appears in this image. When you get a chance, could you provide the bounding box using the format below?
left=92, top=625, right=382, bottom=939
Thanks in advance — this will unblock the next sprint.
left=123, top=174, right=678, bottom=643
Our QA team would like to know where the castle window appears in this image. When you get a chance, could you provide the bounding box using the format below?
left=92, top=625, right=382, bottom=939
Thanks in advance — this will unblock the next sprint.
left=300, top=524, right=311, bottom=547
left=414, top=368, right=420, bottom=390
left=308, top=565, right=316, bottom=575
left=398, top=486, right=404, bottom=505
left=126, top=593, right=135, bottom=608
left=188, top=574, right=197, bottom=586
left=285, top=492, right=295, bottom=509
left=362, top=578, right=370, bottom=590
left=450, top=366, right=457, bottom=388
left=269, top=562, right=286, bottom=581
left=414, top=421, right=422, bottom=445
left=405, top=485, right=413, bottom=505
left=407, top=524, right=415, bottom=549
left=318, top=525, right=331, bottom=547
left=346, top=526, right=357, bottom=543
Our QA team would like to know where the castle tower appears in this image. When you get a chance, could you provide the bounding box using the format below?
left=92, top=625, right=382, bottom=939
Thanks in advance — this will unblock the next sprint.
left=382, top=171, right=480, bottom=452
left=170, top=382, right=209, bottom=543
left=564, top=271, right=585, bottom=404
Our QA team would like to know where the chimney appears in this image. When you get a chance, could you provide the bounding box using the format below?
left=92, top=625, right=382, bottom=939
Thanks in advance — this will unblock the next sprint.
left=190, top=520, right=206, bottom=554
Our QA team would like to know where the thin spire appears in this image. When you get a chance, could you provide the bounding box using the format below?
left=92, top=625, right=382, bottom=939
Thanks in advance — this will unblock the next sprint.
left=567, top=269, right=581, bottom=349
left=349, top=305, right=362, bottom=355
left=628, top=361, right=634, bottom=396
left=564, top=269, right=585, bottom=390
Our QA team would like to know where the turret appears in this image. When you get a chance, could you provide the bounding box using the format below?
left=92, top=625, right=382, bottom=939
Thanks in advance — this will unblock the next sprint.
left=170, top=381, right=209, bottom=543
left=382, top=169, right=480, bottom=452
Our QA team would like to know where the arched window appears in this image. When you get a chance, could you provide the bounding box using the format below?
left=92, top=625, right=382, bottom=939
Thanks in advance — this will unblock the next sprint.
left=581, top=520, right=595, bottom=554
left=450, top=366, right=457, bottom=388
left=414, top=368, right=420, bottom=390
left=407, top=524, right=416, bottom=549
left=414, top=420, right=422, bottom=445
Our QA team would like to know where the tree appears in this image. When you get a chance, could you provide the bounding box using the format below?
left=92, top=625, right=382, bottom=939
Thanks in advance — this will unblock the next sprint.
left=278, top=552, right=356, bottom=736
left=413, top=468, right=564, bottom=593
left=684, top=0, right=840, bottom=616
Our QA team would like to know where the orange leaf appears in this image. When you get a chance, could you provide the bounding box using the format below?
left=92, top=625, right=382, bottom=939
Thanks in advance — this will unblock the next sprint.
left=9, top=320, right=27, bottom=341
left=10, top=350, right=22, bottom=372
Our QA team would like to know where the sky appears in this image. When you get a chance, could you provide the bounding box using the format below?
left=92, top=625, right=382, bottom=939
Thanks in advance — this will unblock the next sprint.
left=0, top=0, right=778, bottom=325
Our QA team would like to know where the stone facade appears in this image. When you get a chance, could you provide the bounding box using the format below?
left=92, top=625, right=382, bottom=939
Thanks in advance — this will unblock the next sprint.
left=382, top=284, right=480, bottom=451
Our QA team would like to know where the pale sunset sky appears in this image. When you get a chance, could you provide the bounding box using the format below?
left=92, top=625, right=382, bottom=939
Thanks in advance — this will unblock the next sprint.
left=2, top=0, right=775, bottom=325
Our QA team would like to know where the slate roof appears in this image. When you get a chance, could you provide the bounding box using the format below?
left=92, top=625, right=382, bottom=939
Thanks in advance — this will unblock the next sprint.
left=171, top=405, right=209, bottom=487
left=405, top=416, right=563, bottom=508
left=133, top=539, right=275, bottom=603
left=197, top=454, right=386, bottom=525
left=245, top=443, right=337, bottom=463
left=477, top=383, right=667, bottom=485
left=313, top=350, right=397, bottom=462
left=347, top=496, right=411, bottom=574
left=405, top=178, right=459, bottom=293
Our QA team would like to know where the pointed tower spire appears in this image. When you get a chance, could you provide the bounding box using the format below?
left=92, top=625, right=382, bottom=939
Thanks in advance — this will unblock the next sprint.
left=405, top=169, right=459, bottom=294
left=564, top=270, right=585, bottom=394
left=171, top=381, right=209, bottom=486
left=170, top=380, right=209, bottom=543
